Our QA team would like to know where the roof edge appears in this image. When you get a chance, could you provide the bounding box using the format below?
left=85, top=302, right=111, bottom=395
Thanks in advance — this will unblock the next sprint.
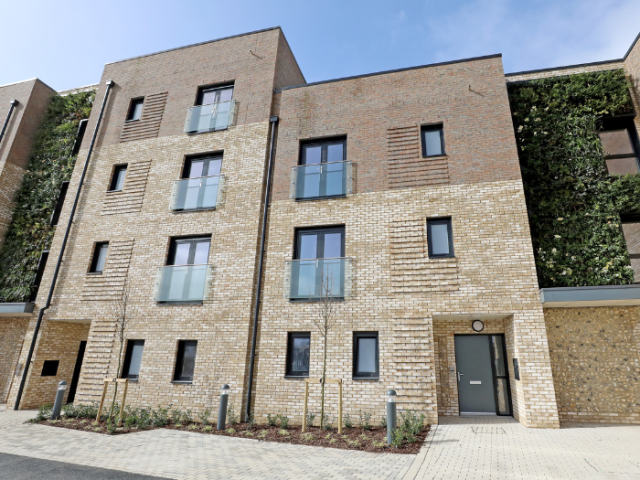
left=623, top=30, right=640, bottom=59
left=505, top=58, right=624, bottom=78
left=0, top=77, right=56, bottom=93
left=106, top=26, right=282, bottom=66
left=275, top=53, right=503, bottom=92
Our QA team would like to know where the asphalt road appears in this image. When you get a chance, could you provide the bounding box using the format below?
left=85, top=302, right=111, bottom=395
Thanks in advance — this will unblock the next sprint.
left=0, top=453, right=169, bottom=480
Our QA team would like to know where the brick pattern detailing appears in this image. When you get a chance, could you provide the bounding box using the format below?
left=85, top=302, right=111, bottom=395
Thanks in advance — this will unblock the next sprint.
left=387, top=126, right=449, bottom=188
left=390, top=318, right=435, bottom=416
left=75, top=320, right=115, bottom=402
left=82, top=239, right=134, bottom=301
left=101, top=160, right=152, bottom=215
left=390, top=219, right=459, bottom=293
left=120, top=93, right=168, bottom=143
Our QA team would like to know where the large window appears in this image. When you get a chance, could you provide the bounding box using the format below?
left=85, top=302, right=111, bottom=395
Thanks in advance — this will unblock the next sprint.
left=122, top=340, right=145, bottom=381
left=353, top=332, right=379, bottom=379
left=168, top=237, right=211, bottom=266
left=156, top=237, right=211, bottom=302
left=421, top=125, right=445, bottom=157
left=127, top=98, right=144, bottom=121
left=185, top=84, right=235, bottom=134
left=599, top=117, right=640, bottom=175
left=174, top=340, right=197, bottom=382
left=109, top=165, right=127, bottom=192
left=286, top=333, right=310, bottom=377
left=197, top=85, right=234, bottom=106
left=294, top=138, right=348, bottom=199
left=89, top=242, right=109, bottom=274
left=172, top=154, right=223, bottom=211
left=427, top=218, right=454, bottom=258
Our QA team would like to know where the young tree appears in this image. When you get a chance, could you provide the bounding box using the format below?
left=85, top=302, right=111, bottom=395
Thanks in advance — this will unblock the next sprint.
left=108, top=276, right=133, bottom=420
left=310, top=272, right=339, bottom=429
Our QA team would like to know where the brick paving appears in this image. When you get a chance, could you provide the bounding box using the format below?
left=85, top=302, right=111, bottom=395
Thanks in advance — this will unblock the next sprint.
left=2, top=407, right=640, bottom=479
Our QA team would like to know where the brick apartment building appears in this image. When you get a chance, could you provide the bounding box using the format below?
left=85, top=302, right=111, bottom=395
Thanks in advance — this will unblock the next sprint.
left=1, top=27, right=639, bottom=428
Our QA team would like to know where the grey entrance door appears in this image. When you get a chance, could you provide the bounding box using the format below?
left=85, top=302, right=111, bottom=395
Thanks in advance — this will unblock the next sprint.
left=454, top=335, right=497, bottom=415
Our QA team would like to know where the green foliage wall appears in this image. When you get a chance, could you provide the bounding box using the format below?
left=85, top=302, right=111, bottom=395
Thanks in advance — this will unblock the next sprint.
left=508, top=69, right=640, bottom=288
left=0, top=92, right=94, bottom=302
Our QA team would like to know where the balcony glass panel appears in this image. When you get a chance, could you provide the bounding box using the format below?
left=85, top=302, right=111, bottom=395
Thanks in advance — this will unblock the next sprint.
left=171, top=175, right=223, bottom=211
left=184, top=100, right=236, bottom=134
left=284, top=258, right=352, bottom=299
left=155, top=265, right=212, bottom=302
left=290, top=161, right=352, bottom=200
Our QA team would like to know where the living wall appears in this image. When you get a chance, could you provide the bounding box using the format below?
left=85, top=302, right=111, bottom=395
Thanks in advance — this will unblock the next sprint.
left=508, top=69, right=640, bottom=288
left=0, top=92, right=94, bottom=302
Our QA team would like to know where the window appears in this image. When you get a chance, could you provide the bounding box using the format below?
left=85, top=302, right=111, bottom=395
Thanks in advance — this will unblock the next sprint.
left=122, top=340, right=145, bottom=381
left=168, top=237, right=211, bottom=266
left=41, top=360, right=59, bottom=377
left=353, top=332, right=378, bottom=379
left=621, top=218, right=640, bottom=282
left=295, top=138, right=348, bottom=200
left=50, top=181, right=69, bottom=226
left=286, top=333, right=310, bottom=377
left=295, top=227, right=344, bottom=260
left=300, top=138, right=346, bottom=166
left=599, top=117, right=640, bottom=175
left=109, top=165, right=127, bottom=192
left=89, top=242, right=109, bottom=273
left=157, top=237, right=211, bottom=302
left=182, top=154, right=222, bottom=179
left=196, top=85, right=233, bottom=106
left=427, top=218, right=454, bottom=258
left=29, top=250, right=49, bottom=302
left=174, top=340, right=197, bottom=382
left=71, top=119, right=88, bottom=156
left=127, top=98, right=144, bottom=121
left=422, top=125, right=445, bottom=157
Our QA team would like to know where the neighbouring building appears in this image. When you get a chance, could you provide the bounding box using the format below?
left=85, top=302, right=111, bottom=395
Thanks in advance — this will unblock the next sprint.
left=1, top=27, right=639, bottom=428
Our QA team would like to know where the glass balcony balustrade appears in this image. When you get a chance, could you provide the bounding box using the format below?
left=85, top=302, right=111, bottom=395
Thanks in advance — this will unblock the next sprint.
left=184, top=100, right=236, bottom=134
left=155, top=264, right=213, bottom=302
left=284, top=258, right=353, bottom=300
left=170, top=175, right=224, bottom=211
left=290, top=161, right=352, bottom=200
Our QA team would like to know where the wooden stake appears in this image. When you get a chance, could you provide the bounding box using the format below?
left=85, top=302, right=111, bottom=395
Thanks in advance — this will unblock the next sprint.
left=302, top=380, right=309, bottom=432
left=96, top=378, right=110, bottom=421
left=117, top=378, right=129, bottom=427
left=338, top=379, right=343, bottom=434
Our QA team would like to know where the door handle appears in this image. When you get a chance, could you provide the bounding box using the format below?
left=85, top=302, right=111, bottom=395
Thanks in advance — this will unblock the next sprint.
left=457, top=372, right=464, bottom=382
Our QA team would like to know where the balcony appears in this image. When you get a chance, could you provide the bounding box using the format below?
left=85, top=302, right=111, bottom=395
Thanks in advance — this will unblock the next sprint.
left=290, top=161, right=352, bottom=200
left=170, top=175, right=224, bottom=212
left=284, top=258, right=353, bottom=300
left=184, top=100, right=236, bottom=134
left=155, top=265, right=213, bottom=303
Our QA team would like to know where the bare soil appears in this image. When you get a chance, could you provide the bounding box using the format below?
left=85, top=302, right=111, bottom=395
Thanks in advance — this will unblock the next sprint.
left=36, top=419, right=429, bottom=454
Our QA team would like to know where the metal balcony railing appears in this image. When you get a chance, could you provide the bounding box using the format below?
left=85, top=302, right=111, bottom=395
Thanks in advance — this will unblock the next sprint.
left=184, top=100, right=236, bottom=134
left=155, top=264, right=213, bottom=302
left=290, top=161, right=352, bottom=200
left=284, top=258, right=353, bottom=300
left=170, top=175, right=224, bottom=211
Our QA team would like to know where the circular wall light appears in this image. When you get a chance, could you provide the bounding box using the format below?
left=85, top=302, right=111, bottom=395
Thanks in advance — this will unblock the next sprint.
left=471, top=320, right=485, bottom=332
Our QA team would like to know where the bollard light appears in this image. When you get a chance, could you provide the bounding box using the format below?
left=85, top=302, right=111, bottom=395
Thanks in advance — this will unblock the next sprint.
left=217, top=384, right=230, bottom=430
left=386, top=389, right=397, bottom=445
left=51, top=381, right=67, bottom=420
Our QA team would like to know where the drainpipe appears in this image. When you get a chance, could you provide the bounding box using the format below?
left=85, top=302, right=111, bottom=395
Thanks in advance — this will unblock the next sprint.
left=14, top=80, right=115, bottom=410
left=246, top=115, right=278, bottom=420
left=0, top=99, right=18, bottom=146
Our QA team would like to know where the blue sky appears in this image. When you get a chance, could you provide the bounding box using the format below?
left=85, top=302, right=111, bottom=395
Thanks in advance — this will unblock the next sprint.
left=1, top=0, right=639, bottom=91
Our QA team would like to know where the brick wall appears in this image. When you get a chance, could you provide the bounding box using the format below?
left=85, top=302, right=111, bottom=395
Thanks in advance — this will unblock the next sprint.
left=505, top=61, right=625, bottom=83
left=545, top=307, right=640, bottom=424
left=0, top=318, right=28, bottom=403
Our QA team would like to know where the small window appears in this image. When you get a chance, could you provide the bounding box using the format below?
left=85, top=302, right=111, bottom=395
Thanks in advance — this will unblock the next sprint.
left=621, top=219, right=640, bottom=282
left=122, top=340, right=145, bottom=381
left=182, top=154, right=222, bottom=179
left=427, top=218, right=454, bottom=258
left=71, top=119, right=88, bottom=156
left=174, top=340, right=197, bottom=382
left=167, top=237, right=211, bottom=266
left=50, top=181, right=69, bottom=226
left=89, top=242, right=109, bottom=273
left=599, top=117, right=640, bottom=175
left=286, top=333, right=310, bottom=377
left=353, top=332, right=379, bottom=379
left=127, top=98, right=144, bottom=121
left=300, top=137, right=346, bottom=166
left=29, top=250, right=49, bottom=302
left=108, top=165, right=127, bottom=192
left=41, top=360, right=59, bottom=377
left=196, top=85, right=234, bottom=106
left=422, top=125, right=445, bottom=157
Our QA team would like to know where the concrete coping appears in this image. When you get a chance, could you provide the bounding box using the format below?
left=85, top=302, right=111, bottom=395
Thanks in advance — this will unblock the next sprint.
left=540, top=284, right=640, bottom=308
left=0, top=302, right=35, bottom=317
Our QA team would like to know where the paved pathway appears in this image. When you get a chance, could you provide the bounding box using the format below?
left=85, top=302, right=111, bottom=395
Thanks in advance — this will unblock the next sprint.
left=2, top=406, right=640, bottom=479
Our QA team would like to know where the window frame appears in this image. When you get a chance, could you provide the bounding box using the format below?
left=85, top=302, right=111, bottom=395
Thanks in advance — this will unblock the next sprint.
left=121, top=340, right=145, bottom=381
left=299, top=136, right=347, bottom=166
left=182, top=153, right=223, bottom=179
left=167, top=236, right=211, bottom=266
left=285, top=332, right=311, bottom=377
left=89, top=242, right=109, bottom=274
left=41, top=360, right=59, bottom=377
left=427, top=217, right=455, bottom=259
left=353, top=332, right=379, bottom=380
left=195, top=83, right=234, bottom=106
left=421, top=124, right=445, bottom=158
left=294, top=226, right=345, bottom=260
left=173, top=340, right=198, bottom=382
left=126, top=97, right=144, bottom=122
left=108, top=164, right=128, bottom=192
left=599, top=116, right=640, bottom=175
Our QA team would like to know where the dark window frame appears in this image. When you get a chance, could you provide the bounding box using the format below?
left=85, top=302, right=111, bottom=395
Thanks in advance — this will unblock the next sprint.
left=108, top=164, right=128, bottom=192
left=41, top=360, right=59, bottom=377
left=293, top=226, right=345, bottom=260
left=121, top=340, right=145, bottom=381
left=29, top=250, right=49, bottom=302
left=173, top=340, right=198, bottom=382
left=195, top=82, right=235, bottom=106
left=126, top=97, right=144, bottom=122
left=421, top=124, right=445, bottom=158
left=353, top=332, right=379, bottom=379
left=182, top=153, right=223, bottom=179
left=427, top=217, right=455, bottom=258
left=285, top=332, right=311, bottom=377
left=167, top=236, right=211, bottom=266
left=50, top=181, right=69, bottom=226
left=600, top=116, right=640, bottom=174
left=299, top=136, right=347, bottom=166
left=89, top=242, right=109, bottom=274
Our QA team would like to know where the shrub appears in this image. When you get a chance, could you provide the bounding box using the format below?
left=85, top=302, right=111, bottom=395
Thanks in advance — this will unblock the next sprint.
left=170, top=408, right=182, bottom=425
left=343, top=414, right=353, bottom=429
left=247, top=413, right=255, bottom=430
left=306, top=411, right=316, bottom=427
left=266, top=414, right=278, bottom=427
left=31, top=404, right=53, bottom=422
left=380, top=415, right=387, bottom=428
left=278, top=414, right=290, bottom=429
left=227, top=405, right=238, bottom=425
left=358, top=410, right=372, bottom=430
